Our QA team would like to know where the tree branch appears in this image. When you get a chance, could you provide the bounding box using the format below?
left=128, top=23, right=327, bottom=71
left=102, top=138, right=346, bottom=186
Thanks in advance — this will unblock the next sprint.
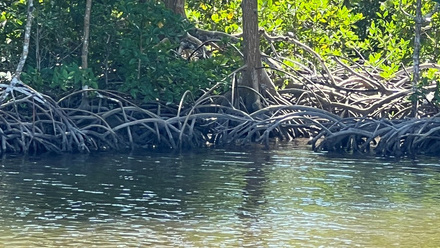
left=399, top=0, right=415, bottom=18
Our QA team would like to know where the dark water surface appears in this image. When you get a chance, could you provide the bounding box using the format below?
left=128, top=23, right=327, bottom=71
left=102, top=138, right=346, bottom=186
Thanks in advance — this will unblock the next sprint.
left=0, top=141, right=439, bottom=247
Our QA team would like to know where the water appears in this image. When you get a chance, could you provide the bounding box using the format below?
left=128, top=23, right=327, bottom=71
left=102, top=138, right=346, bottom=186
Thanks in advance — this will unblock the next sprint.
left=0, top=141, right=439, bottom=247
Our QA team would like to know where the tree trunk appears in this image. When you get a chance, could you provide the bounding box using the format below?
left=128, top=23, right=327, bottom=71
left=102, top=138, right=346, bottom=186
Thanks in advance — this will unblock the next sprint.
left=163, top=0, right=186, bottom=18
left=14, top=0, right=34, bottom=80
left=81, top=0, right=92, bottom=70
left=411, top=0, right=422, bottom=118
left=241, top=0, right=262, bottom=112
left=79, top=0, right=92, bottom=110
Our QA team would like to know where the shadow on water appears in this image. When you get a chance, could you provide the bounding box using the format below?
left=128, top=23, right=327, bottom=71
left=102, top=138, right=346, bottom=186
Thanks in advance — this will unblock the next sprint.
left=238, top=148, right=268, bottom=217
left=233, top=146, right=272, bottom=247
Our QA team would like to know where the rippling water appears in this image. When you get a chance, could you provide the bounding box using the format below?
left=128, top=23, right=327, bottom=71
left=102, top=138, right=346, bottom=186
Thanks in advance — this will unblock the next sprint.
left=0, top=141, right=439, bottom=247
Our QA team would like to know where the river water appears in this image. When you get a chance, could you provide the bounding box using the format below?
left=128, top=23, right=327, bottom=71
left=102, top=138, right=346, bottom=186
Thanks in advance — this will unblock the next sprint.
left=0, top=141, right=439, bottom=247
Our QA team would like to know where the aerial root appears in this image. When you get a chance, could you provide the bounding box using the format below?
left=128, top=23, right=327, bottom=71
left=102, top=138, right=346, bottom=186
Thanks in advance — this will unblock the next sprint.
left=1, top=80, right=440, bottom=157
left=310, top=115, right=440, bottom=156
left=0, top=80, right=342, bottom=154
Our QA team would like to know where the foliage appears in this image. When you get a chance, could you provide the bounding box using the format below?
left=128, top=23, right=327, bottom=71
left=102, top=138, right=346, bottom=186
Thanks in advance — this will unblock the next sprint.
left=2, top=0, right=93, bottom=93
left=187, top=0, right=364, bottom=57
left=113, top=0, right=234, bottom=102
left=2, top=0, right=235, bottom=103
left=187, top=0, right=242, bottom=33
left=185, top=0, right=439, bottom=63
left=358, top=7, right=412, bottom=79
left=186, top=0, right=440, bottom=102
left=348, top=0, right=388, bottom=40
left=22, top=62, right=97, bottom=97
left=3, top=0, right=440, bottom=104
left=0, top=0, right=27, bottom=72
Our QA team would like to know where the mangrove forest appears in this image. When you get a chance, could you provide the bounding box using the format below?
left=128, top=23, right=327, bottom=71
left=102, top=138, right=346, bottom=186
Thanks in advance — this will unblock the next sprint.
left=2, top=0, right=440, bottom=157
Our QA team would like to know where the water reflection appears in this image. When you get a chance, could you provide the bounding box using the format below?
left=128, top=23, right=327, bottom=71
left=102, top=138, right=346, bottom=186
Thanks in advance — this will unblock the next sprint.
left=0, top=142, right=440, bottom=247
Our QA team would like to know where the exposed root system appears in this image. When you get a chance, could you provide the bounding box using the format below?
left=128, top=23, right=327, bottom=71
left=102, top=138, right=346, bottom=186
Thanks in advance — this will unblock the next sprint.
left=310, top=114, right=440, bottom=156
left=2, top=68, right=440, bottom=157
left=260, top=31, right=440, bottom=119
left=0, top=79, right=338, bottom=154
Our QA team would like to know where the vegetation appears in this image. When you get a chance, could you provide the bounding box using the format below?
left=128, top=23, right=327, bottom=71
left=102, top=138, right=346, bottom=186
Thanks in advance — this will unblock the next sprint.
left=1, top=0, right=235, bottom=102
left=2, top=0, right=440, bottom=156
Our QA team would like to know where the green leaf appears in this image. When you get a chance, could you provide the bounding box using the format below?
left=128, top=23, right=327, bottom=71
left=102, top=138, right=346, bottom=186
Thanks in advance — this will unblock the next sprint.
left=268, top=0, right=273, bottom=7
left=211, top=13, right=220, bottom=23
